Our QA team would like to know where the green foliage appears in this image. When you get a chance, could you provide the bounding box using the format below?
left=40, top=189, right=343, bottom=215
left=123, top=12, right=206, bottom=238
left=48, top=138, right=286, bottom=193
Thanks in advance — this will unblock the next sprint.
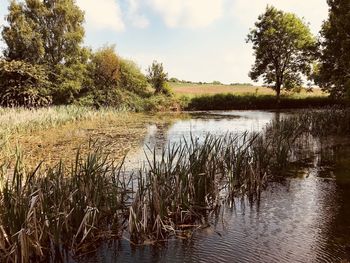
left=81, top=48, right=151, bottom=108
left=147, top=60, right=170, bottom=95
left=318, top=0, right=350, bottom=98
left=89, top=45, right=119, bottom=90
left=168, top=77, right=180, bottom=82
left=247, top=6, right=317, bottom=99
left=83, top=45, right=119, bottom=107
left=185, top=93, right=338, bottom=111
left=212, top=80, right=222, bottom=85
left=118, top=58, right=148, bottom=95
left=2, top=0, right=87, bottom=104
left=0, top=60, right=52, bottom=107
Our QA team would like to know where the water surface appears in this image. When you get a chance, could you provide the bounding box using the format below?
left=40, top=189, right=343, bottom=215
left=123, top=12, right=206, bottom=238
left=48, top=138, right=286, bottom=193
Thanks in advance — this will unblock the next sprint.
left=84, top=110, right=350, bottom=263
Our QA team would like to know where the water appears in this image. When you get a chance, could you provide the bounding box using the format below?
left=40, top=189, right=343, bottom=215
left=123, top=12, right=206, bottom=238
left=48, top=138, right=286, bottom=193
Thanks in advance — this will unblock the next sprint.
left=83, top=110, right=350, bottom=263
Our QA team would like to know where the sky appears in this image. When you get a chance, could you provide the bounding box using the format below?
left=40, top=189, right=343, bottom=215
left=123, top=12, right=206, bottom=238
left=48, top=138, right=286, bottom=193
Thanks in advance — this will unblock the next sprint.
left=0, top=0, right=329, bottom=84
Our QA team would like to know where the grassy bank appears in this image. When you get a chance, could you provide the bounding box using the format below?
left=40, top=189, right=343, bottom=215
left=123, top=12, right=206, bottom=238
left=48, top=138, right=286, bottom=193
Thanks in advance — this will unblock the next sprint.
left=1, top=108, right=350, bottom=261
left=169, top=82, right=339, bottom=110
left=182, top=94, right=340, bottom=110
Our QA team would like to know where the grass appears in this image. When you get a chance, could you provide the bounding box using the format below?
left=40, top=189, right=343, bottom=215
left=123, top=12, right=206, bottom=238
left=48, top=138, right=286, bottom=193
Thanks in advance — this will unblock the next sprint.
left=2, top=107, right=350, bottom=261
left=0, top=106, right=123, bottom=148
left=169, top=82, right=327, bottom=97
left=169, top=82, right=337, bottom=110
left=182, top=94, right=340, bottom=110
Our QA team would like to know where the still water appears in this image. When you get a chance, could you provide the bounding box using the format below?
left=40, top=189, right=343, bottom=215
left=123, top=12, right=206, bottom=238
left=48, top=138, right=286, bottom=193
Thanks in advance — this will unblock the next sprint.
left=85, top=110, right=350, bottom=263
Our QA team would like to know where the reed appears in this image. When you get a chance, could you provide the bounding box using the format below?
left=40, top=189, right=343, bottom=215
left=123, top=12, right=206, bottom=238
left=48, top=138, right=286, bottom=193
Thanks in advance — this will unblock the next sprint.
left=0, top=147, right=131, bottom=262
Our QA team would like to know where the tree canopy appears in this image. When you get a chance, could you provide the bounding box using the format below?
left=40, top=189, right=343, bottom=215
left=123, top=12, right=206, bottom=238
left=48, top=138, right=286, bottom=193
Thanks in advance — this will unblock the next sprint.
left=2, top=0, right=87, bottom=104
left=247, top=6, right=316, bottom=99
left=317, top=0, right=350, bottom=98
left=147, top=60, right=170, bottom=95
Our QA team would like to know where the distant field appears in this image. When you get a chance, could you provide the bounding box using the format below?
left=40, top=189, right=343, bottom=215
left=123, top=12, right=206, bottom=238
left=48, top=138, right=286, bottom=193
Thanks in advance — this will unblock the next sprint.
left=169, top=82, right=327, bottom=97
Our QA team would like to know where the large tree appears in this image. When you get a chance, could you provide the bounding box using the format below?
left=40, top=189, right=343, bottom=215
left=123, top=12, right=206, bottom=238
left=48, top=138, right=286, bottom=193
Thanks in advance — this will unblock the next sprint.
left=317, top=0, right=350, bottom=98
left=2, top=0, right=87, bottom=104
left=247, top=6, right=316, bottom=100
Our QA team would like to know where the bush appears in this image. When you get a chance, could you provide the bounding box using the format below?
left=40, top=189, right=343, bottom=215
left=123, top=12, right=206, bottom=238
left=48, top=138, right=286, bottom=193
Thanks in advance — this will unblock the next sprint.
left=147, top=60, right=168, bottom=94
left=118, top=58, right=148, bottom=95
left=0, top=60, right=52, bottom=107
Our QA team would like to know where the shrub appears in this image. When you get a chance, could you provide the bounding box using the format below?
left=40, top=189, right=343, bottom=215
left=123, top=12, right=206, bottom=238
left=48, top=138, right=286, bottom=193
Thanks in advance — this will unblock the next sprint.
left=0, top=60, right=52, bottom=107
left=118, top=58, right=149, bottom=95
left=147, top=60, right=168, bottom=94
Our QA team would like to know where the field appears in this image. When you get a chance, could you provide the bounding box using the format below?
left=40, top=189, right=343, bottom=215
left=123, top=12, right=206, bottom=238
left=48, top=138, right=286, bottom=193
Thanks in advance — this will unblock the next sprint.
left=169, top=82, right=327, bottom=98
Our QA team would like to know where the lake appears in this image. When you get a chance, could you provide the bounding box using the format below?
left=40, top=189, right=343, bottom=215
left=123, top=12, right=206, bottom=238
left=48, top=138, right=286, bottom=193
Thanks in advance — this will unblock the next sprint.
left=75, top=110, right=350, bottom=263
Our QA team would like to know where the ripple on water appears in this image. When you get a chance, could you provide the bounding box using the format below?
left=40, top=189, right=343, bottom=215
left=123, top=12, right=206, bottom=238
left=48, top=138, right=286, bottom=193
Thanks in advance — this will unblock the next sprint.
left=79, top=111, right=350, bottom=263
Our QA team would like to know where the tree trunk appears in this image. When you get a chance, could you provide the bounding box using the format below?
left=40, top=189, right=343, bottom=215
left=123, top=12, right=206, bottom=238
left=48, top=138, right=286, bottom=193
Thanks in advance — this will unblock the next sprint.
left=275, top=82, right=281, bottom=108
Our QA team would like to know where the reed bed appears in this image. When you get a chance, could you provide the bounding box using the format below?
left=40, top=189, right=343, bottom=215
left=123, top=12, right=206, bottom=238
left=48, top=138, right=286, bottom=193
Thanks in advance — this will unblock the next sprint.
left=0, top=106, right=123, bottom=136
left=1, top=107, right=350, bottom=262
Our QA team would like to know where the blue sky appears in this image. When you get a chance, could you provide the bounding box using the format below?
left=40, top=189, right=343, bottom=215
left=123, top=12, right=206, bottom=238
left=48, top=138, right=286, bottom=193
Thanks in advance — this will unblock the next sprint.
left=0, top=0, right=329, bottom=84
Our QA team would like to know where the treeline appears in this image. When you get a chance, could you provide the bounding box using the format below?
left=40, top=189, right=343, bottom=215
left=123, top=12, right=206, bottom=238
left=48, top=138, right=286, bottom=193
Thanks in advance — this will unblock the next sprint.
left=168, top=78, right=254, bottom=87
left=0, top=0, right=170, bottom=109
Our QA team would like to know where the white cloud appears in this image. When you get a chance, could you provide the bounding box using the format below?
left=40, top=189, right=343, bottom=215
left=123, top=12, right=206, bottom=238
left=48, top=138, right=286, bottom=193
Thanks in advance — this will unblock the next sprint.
left=231, top=0, right=328, bottom=34
left=148, top=0, right=224, bottom=28
left=76, top=0, right=125, bottom=32
left=127, top=0, right=150, bottom=28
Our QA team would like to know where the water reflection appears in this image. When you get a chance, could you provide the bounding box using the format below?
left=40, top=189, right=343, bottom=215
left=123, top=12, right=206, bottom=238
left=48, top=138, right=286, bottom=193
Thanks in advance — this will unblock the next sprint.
left=81, top=110, right=350, bottom=263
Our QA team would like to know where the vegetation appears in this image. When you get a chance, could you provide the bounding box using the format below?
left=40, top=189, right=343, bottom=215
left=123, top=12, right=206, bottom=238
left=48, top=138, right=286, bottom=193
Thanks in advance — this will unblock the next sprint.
left=0, top=60, right=51, bottom=107
left=247, top=6, right=317, bottom=100
left=147, top=60, right=171, bottom=95
left=0, top=1, right=175, bottom=110
left=1, top=108, right=350, bottom=261
left=184, top=93, right=339, bottom=111
left=2, top=0, right=87, bottom=104
left=317, top=0, right=350, bottom=98
left=169, top=82, right=326, bottom=97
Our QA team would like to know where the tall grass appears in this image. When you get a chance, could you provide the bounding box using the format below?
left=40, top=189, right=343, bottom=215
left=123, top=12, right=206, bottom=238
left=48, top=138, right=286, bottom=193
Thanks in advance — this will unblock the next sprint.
left=1, top=107, right=350, bottom=261
left=0, top=147, right=131, bottom=262
left=0, top=106, right=124, bottom=136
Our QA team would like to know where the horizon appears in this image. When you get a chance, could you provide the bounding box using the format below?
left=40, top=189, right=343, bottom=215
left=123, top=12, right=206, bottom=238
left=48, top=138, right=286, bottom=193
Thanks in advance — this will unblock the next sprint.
left=0, top=0, right=328, bottom=84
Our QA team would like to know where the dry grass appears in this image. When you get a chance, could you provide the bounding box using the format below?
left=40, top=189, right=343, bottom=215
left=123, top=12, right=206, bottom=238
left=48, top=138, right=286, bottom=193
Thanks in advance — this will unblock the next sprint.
left=170, top=82, right=327, bottom=98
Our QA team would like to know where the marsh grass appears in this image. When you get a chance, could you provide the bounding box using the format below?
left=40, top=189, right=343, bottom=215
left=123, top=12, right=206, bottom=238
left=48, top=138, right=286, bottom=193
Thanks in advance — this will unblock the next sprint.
left=0, top=106, right=124, bottom=136
left=1, top=107, right=350, bottom=261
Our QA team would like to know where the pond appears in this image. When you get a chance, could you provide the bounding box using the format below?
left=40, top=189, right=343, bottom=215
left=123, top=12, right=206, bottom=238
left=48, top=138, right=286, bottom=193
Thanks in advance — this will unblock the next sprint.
left=80, top=110, right=350, bottom=263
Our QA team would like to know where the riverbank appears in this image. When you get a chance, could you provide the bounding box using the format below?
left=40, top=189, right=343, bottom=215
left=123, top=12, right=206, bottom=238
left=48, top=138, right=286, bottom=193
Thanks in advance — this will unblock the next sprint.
left=182, top=94, right=341, bottom=110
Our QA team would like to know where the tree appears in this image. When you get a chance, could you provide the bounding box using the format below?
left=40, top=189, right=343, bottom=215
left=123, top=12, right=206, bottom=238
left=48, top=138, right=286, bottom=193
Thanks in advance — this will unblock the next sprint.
left=247, top=6, right=316, bottom=100
left=147, top=60, right=169, bottom=95
left=118, top=58, right=148, bottom=95
left=2, top=0, right=87, bottom=104
left=89, top=46, right=120, bottom=90
left=317, top=0, right=350, bottom=98
left=0, top=59, right=52, bottom=107
left=84, top=45, right=120, bottom=106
